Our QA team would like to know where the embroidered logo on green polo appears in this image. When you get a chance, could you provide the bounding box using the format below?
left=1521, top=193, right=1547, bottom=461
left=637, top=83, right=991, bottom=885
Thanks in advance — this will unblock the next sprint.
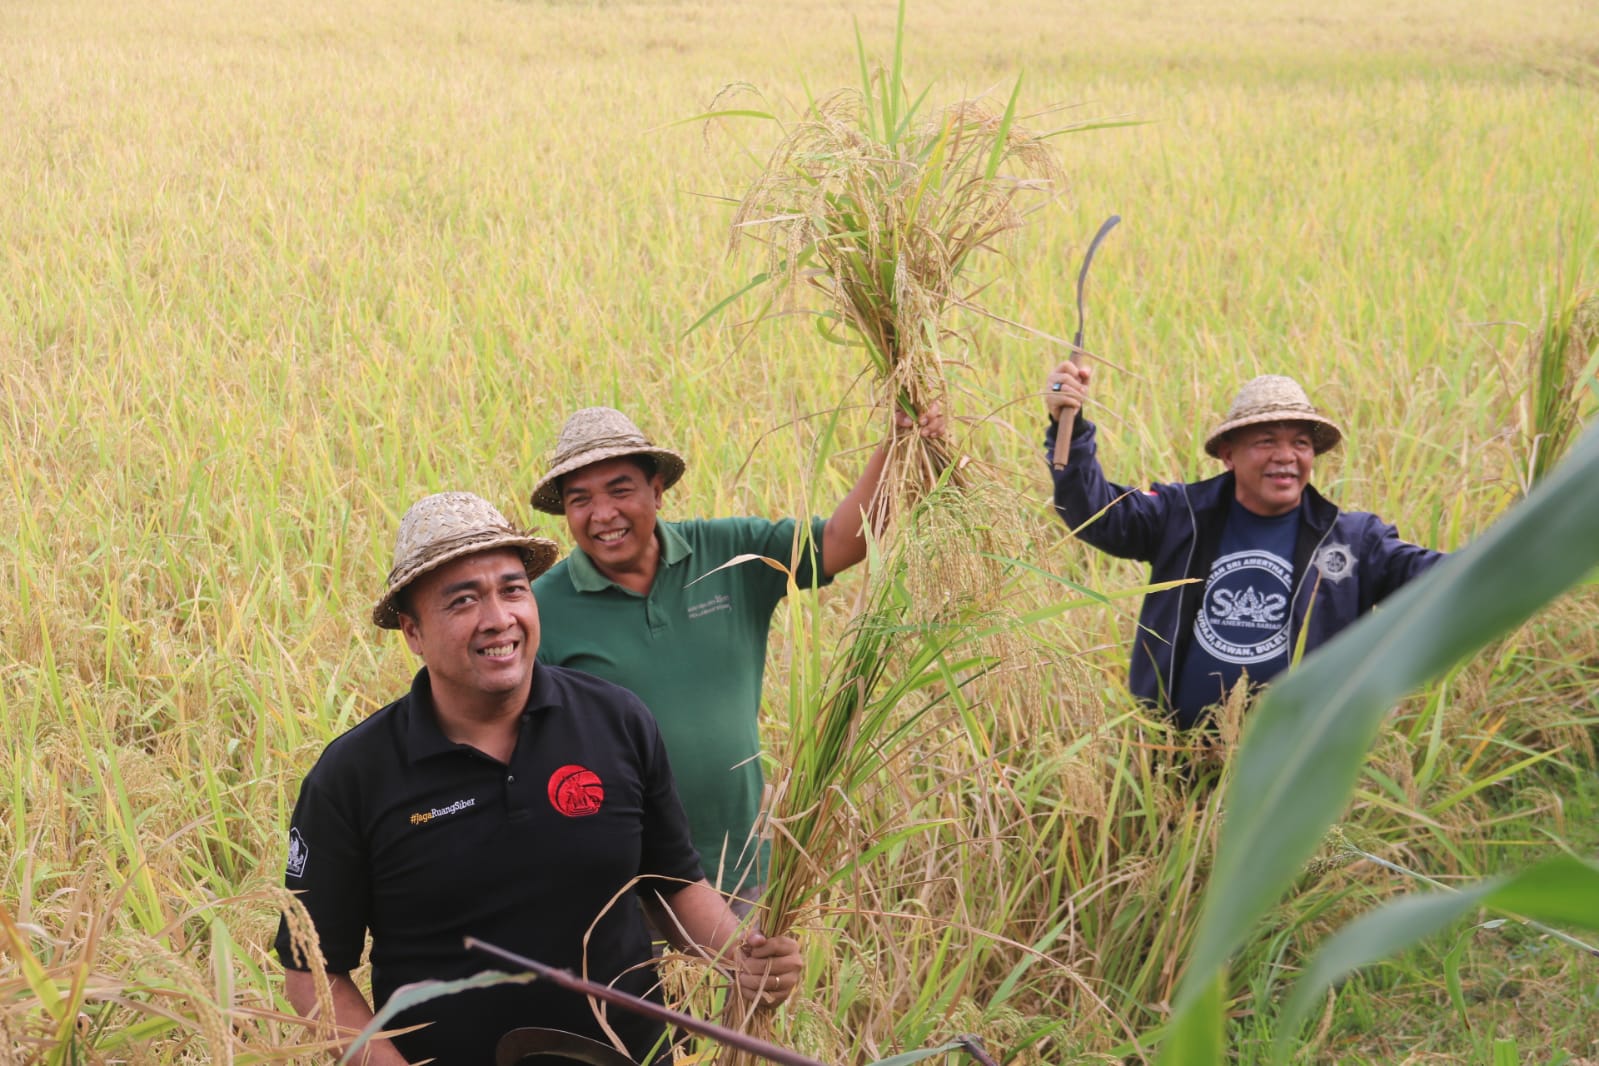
left=687, top=593, right=732, bottom=619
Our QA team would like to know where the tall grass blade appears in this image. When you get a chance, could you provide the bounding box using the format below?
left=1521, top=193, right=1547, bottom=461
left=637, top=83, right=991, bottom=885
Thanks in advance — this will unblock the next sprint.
left=1440, top=920, right=1493, bottom=1036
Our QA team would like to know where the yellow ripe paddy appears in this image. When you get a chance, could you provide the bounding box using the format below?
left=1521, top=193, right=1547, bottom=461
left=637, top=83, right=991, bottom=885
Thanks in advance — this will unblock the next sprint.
left=2, top=0, right=1596, bottom=1062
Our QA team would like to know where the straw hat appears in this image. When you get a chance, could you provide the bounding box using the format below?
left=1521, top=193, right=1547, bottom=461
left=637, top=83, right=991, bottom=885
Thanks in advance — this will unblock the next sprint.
left=371, top=492, right=559, bottom=629
left=529, top=407, right=686, bottom=515
left=1203, top=375, right=1343, bottom=457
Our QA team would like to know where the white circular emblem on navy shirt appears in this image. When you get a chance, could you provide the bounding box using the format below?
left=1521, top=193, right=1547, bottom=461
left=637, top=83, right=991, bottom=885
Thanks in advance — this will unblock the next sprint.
left=1193, top=549, right=1293, bottom=665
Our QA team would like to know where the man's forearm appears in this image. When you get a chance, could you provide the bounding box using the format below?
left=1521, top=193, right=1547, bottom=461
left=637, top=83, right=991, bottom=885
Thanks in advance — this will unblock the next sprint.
left=649, top=879, right=803, bottom=1006
left=819, top=443, right=891, bottom=578
left=644, top=879, right=744, bottom=956
left=283, top=969, right=410, bottom=1066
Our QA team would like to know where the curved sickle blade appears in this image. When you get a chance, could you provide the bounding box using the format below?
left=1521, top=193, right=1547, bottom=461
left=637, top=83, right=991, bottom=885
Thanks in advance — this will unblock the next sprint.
left=1073, top=213, right=1121, bottom=357
left=1053, top=213, right=1122, bottom=471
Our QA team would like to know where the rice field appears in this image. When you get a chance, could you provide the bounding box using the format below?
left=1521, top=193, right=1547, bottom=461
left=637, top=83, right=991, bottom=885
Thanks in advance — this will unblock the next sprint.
left=3, top=0, right=1598, bottom=1062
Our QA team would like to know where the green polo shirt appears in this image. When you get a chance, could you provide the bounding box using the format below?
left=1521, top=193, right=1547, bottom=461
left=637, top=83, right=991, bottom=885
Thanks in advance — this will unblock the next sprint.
left=534, top=516, right=831, bottom=896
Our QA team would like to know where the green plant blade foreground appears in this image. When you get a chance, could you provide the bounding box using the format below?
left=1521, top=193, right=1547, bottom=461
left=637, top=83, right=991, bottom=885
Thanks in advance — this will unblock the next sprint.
left=865, top=1040, right=965, bottom=1066
left=342, top=970, right=535, bottom=1064
left=1272, top=852, right=1599, bottom=1058
left=1153, top=973, right=1226, bottom=1066
left=1159, top=417, right=1599, bottom=1063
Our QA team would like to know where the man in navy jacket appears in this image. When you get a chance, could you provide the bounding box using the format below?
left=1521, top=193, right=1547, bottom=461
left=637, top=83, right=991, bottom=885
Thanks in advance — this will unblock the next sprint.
left=1044, top=367, right=1446, bottom=727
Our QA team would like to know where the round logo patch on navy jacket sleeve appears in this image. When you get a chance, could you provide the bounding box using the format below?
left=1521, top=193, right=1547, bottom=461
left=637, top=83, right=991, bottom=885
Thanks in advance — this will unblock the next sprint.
left=1313, top=541, right=1357, bottom=583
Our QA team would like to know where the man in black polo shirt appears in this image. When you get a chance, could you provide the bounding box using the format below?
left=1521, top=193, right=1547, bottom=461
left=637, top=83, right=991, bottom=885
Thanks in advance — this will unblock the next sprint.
left=274, top=492, right=801, bottom=1065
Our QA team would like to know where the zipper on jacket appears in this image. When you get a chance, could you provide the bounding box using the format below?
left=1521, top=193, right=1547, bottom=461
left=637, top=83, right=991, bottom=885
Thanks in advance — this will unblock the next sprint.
left=1289, top=521, right=1337, bottom=657
left=1167, top=484, right=1199, bottom=701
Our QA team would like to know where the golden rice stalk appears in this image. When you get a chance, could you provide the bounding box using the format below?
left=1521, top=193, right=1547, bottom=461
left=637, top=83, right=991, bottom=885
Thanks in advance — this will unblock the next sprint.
left=728, top=69, right=1063, bottom=528
left=1521, top=285, right=1598, bottom=487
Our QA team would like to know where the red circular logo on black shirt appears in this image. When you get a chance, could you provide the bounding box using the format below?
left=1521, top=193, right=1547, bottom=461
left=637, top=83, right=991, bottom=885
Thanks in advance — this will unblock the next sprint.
left=547, top=765, right=604, bottom=817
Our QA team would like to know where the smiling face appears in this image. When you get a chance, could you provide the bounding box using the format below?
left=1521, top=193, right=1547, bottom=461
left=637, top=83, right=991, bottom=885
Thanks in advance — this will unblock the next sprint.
left=1215, top=421, right=1317, bottom=516
left=398, top=548, right=538, bottom=712
left=560, top=456, right=665, bottom=588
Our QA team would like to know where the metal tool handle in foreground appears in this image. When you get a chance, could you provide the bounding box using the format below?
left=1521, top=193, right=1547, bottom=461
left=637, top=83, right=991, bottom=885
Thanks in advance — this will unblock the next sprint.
left=466, top=938, right=1009, bottom=1066
left=466, top=938, right=826, bottom=1066
left=1051, top=213, right=1121, bottom=471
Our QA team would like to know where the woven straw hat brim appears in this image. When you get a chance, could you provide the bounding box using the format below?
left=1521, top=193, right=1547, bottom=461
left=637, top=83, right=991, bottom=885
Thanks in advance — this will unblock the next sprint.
left=530, top=445, right=686, bottom=515
left=371, top=533, right=559, bottom=629
left=1204, top=410, right=1343, bottom=457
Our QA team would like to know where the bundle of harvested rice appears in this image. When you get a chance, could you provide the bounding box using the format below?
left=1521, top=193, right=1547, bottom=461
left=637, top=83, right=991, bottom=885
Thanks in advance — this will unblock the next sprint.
left=725, top=6, right=1065, bottom=527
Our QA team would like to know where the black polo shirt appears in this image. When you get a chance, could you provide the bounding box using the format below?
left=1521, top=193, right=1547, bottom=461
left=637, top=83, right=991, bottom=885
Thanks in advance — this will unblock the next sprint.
left=274, top=664, right=704, bottom=1065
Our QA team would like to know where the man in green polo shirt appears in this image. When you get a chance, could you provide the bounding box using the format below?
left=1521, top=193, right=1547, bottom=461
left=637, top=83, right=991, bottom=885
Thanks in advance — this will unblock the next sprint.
left=531, top=406, right=941, bottom=908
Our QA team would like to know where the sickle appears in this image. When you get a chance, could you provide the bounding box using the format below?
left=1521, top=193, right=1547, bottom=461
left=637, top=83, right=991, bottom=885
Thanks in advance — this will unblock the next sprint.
left=495, top=1027, right=639, bottom=1066
left=1074, top=213, right=1121, bottom=355
left=1052, top=213, right=1121, bottom=471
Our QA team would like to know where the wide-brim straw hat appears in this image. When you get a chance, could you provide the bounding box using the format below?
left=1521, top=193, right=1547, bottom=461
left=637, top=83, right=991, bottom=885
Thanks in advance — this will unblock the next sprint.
left=530, top=407, right=686, bottom=515
left=371, top=492, right=559, bottom=629
left=1203, top=374, right=1344, bottom=457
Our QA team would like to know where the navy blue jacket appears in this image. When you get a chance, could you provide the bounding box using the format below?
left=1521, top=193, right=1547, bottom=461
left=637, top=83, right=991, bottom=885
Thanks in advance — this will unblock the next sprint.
left=1046, top=417, right=1446, bottom=718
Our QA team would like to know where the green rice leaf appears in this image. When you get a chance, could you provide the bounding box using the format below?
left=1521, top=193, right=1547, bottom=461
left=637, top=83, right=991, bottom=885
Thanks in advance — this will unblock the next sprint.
left=1035, top=118, right=1151, bottom=140
left=865, top=1041, right=965, bottom=1066
left=853, top=17, right=876, bottom=142
left=886, top=0, right=907, bottom=138
left=898, top=82, right=936, bottom=145
left=0, top=901, right=65, bottom=1019
left=681, top=270, right=774, bottom=338
left=665, top=108, right=777, bottom=128
left=343, top=971, right=535, bottom=1064
left=984, top=76, right=1024, bottom=181
left=1441, top=923, right=1480, bottom=1034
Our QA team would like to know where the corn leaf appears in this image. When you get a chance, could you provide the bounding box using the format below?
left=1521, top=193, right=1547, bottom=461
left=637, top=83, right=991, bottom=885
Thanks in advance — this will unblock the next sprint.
left=1153, top=971, right=1225, bottom=1066
left=1273, top=853, right=1599, bottom=1059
